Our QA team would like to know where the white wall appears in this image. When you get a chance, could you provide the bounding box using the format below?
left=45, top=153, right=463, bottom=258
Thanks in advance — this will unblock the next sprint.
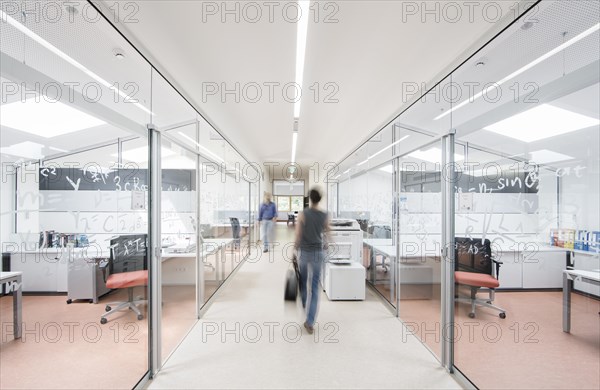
left=559, top=154, right=600, bottom=232
left=1, top=165, right=15, bottom=250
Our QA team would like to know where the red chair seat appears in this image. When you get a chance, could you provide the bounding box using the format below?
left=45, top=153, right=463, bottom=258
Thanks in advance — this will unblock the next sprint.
left=106, top=270, right=148, bottom=289
left=455, top=271, right=499, bottom=288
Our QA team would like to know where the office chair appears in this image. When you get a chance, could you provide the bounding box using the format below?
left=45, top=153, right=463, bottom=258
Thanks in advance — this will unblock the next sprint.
left=287, top=213, right=296, bottom=226
left=100, top=235, right=148, bottom=324
left=356, top=219, right=369, bottom=233
left=229, top=217, right=241, bottom=249
left=454, top=237, right=506, bottom=319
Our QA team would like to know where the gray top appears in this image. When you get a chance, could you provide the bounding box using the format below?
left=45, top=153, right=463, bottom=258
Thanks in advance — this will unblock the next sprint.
left=299, top=207, right=328, bottom=251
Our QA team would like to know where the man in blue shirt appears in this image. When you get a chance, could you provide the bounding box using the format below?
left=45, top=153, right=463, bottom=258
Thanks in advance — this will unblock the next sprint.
left=258, top=192, right=277, bottom=252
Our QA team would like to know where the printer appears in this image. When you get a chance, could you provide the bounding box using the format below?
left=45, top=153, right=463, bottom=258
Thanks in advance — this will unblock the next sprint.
left=328, top=219, right=362, bottom=263
left=322, top=218, right=365, bottom=300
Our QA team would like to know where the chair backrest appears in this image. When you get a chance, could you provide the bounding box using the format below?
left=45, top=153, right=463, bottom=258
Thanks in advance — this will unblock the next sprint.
left=371, top=225, right=392, bottom=239
left=109, top=234, right=148, bottom=275
left=356, top=219, right=369, bottom=232
left=229, top=217, right=241, bottom=239
left=455, top=237, right=492, bottom=275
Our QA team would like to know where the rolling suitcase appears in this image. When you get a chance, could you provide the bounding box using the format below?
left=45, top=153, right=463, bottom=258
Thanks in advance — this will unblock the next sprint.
left=284, top=255, right=300, bottom=301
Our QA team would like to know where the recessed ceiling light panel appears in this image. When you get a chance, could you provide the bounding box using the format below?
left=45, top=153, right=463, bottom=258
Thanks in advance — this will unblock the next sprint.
left=1, top=98, right=105, bottom=137
left=483, top=104, right=599, bottom=142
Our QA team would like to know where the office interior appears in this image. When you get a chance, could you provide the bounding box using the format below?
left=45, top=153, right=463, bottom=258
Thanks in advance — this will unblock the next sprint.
left=0, top=1, right=599, bottom=390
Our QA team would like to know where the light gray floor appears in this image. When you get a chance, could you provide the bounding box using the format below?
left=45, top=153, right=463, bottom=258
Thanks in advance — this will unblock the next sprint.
left=147, top=226, right=462, bottom=389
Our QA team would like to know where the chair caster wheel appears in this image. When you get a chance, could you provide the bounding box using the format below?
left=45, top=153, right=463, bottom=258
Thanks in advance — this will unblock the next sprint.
left=486, top=301, right=492, bottom=304
left=66, top=299, right=72, bottom=304
left=468, top=312, right=475, bottom=318
left=499, top=312, right=506, bottom=319
left=137, top=314, right=144, bottom=320
left=105, top=305, right=111, bottom=312
left=100, top=318, right=108, bottom=324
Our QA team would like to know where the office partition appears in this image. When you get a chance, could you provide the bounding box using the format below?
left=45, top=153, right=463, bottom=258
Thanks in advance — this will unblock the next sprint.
left=0, top=1, right=259, bottom=386
left=448, top=2, right=600, bottom=388
left=331, top=3, right=598, bottom=387
left=331, top=2, right=600, bottom=388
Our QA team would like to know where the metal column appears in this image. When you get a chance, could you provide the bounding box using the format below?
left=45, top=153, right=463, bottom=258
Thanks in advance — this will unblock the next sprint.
left=392, top=125, right=401, bottom=316
left=441, top=130, right=456, bottom=372
left=148, top=126, right=162, bottom=376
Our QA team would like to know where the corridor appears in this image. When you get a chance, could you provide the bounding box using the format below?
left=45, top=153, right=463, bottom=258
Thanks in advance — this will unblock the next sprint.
left=146, top=225, right=461, bottom=389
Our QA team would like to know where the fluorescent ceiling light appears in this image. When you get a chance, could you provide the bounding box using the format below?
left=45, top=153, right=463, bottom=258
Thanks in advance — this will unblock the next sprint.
left=343, top=169, right=350, bottom=174
left=407, top=147, right=464, bottom=164
left=293, top=0, right=310, bottom=118
left=483, top=104, right=599, bottom=142
left=178, top=132, right=224, bottom=163
left=1, top=97, right=105, bottom=137
left=0, top=141, right=46, bottom=159
left=291, top=132, right=298, bottom=164
left=527, top=149, right=574, bottom=165
left=434, top=22, right=600, bottom=121
left=356, top=135, right=410, bottom=167
left=0, top=9, right=154, bottom=116
left=369, top=135, right=410, bottom=160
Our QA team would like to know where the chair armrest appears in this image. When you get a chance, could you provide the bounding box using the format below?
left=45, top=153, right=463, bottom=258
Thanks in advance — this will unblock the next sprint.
left=492, top=259, right=503, bottom=279
left=97, top=258, right=110, bottom=283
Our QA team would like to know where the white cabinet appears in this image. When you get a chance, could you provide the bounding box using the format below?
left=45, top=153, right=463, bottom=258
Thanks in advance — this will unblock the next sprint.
left=10, top=250, right=69, bottom=292
left=522, top=250, right=565, bottom=289
left=325, top=263, right=365, bottom=300
left=573, top=252, right=600, bottom=297
left=496, top=248, right=567, bottom=289
left=496, top=251, right=523, bottom=288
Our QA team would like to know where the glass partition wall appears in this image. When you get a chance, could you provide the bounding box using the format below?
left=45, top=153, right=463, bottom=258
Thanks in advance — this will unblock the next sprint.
left=449, top=1, right=600, bottom=389
left=0, top=1, right=257, bottom=388
left=330, top=1, right=599, bottom=389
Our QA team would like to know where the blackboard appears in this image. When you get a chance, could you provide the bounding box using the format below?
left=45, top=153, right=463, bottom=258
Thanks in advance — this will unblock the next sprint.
left=400, top=171, right=539, bottom=194
left=109, top=234, right=147, bottom=272
left=39, top=168, right=195, bottom=191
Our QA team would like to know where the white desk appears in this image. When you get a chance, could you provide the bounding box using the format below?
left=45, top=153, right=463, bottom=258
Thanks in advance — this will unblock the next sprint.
left=0, top=272, right=22, bottom=339
left=161, top=238, right=234, bottom=283
left=363, top=240, right=438, bottom=302
left=563, top=269, right=600, bottom=333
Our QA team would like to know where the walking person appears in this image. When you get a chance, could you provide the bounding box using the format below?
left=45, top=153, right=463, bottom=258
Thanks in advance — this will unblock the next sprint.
left=294, top=187, right=331, bottom=334
left=258, top=192, right=277, bottom=253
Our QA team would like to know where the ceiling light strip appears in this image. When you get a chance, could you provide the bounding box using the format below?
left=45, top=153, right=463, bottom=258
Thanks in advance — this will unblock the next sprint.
left=293, top=0, right=310, bottom=118
left=434, top=22, right=600, bottom=121
left=356, top=135, right=410, bottom=167
left=291, top=132, right=298, bottom=164
left=178, top=132, right=225, bottom=163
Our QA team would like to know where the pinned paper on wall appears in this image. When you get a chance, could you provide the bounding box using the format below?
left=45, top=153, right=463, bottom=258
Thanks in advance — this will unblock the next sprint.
left=459, top=192, right=473, bottom=212
left=131, top=191, right=146, bottom=210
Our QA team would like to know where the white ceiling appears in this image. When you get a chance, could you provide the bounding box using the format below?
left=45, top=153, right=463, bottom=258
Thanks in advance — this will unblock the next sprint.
left=97, top=0, right=521, bottom=166
left=335, top=0, right=600, bottom=180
